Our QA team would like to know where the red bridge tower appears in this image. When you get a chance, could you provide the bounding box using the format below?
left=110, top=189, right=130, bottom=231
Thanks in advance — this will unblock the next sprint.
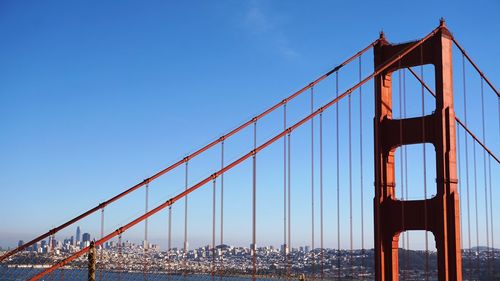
left=373, top=21, right=462, bottom=281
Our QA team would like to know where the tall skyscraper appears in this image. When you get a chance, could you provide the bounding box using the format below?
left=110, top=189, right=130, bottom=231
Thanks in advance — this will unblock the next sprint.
left=76, top=226, right=81, bottom=244
left=280, top=244, right=289, bottom=255
left=82, top=233, right=91, bottom=243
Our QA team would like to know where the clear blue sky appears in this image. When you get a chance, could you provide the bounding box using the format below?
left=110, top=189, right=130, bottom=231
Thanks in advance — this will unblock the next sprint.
left=1, top=0, right=499, bottom=252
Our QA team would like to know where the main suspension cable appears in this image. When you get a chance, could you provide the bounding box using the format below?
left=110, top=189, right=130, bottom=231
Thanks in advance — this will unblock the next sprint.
left=0, top=39, right=381, bottom=264
left=454, top=33, right=500, bottom=213
left=406, top=67, right=499, bottom=163
left=30, top=29, right=443, bottom=280
left=407, top=65, right=499, bottom=279
left=452, top=38, right=499, bottom=97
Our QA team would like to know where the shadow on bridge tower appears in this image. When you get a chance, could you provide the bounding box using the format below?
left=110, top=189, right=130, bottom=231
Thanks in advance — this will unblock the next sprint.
left=373, top=21, right=462, bottom=281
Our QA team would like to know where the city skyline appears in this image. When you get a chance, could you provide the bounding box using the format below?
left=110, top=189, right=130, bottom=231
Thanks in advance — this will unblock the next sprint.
left=1, top=0, right=499, bottom=256
left=2, top=236, right=498, bottom=280
left=4, top=225, right=499, bottom=254
left=7, top=224, right=499, bottom=253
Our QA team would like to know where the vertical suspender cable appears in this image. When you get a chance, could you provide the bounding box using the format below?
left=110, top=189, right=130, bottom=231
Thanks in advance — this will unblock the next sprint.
left=184, top=161, right=189, bottom=277
left=220, top=140, right=225, bottom=278
left=457, top=124, right=464, bottom=252
left=335, top=71, right=341, bottom=279
left=118, top=233, right=122, bottom=281
left=145, top=183, right=149, bottom=244
left=310, top=87, right=315, bottom=280
left=287, top=132, right=292, bottom=277
left=252, top=121, right=257, bottom=281
left=99, top=208, right=104, bottom=281
left=473, top=139, right=480, bottom=275
left=398, top=68, right=406, bottom=280
left=348, top=73, right=353, bottom=278
left=283, top=104, right=288, bottom=274
left=488, top=155, right=494, bottom=277
left=319, top=111, right=324, bottom=280
left=358, top=55, right=366, bottom=278
left=144, top=183, right=149, bottom=279
left=403, top=70, right=410, bottom=269
left=168, top=206, right=172, bottom=277
left=420, top=46, right=429, bottom=281
left=50, top=234, right=54, bottom=281
left=491, top=91, right=498, bottom=277
left=462, top=53, right=472, bottom=279
left=336, top=71, right=341, bottom=280
left=480, top=77, right=491, bottom=276
left=212, top=178, right=217, bottom=281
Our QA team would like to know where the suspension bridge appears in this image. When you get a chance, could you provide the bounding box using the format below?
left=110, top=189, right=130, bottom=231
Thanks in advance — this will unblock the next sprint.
left=1, top=20, right=499, bottom=281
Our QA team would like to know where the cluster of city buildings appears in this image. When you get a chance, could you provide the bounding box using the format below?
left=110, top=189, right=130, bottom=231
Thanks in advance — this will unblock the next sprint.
left=4, top=231, right=373, bottom=278
left=2, top=229, right=499, bottom=280
left=16, top=226, right=94, bottom=255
